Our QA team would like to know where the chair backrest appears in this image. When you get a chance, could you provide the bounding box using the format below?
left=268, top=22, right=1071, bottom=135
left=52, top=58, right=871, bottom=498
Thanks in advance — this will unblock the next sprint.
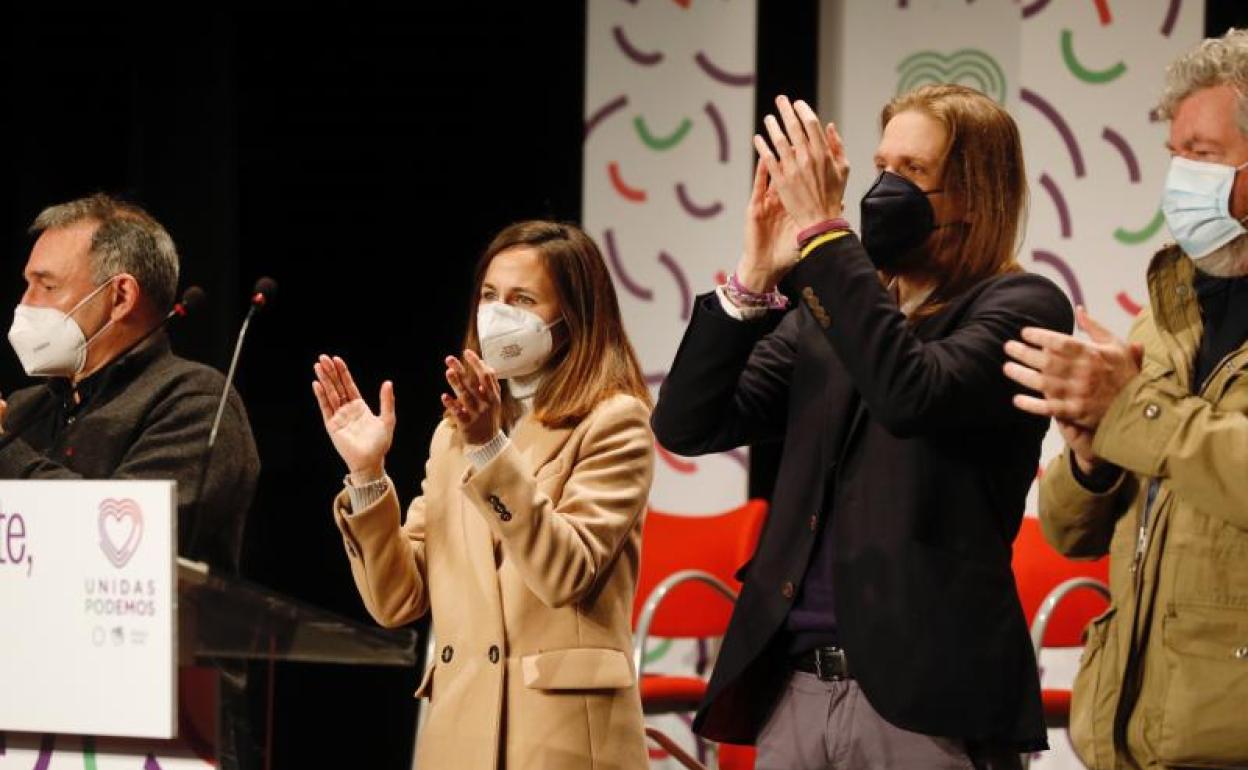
left=633, top=500, right=768, bottom=638
left=1012, top=515, right=1109, bottom=647
left=718, top=742, right=757, bottom=770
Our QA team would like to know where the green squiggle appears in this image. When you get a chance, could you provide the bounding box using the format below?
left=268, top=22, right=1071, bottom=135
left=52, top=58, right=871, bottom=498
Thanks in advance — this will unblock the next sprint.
left=642, top=638, right=674, bottom=665
left=1114, top=209, right=1165, bottom=245
left=83, top=736, right=98, bottom=770
left=1061, top=29, right=1126, bottom=84
left=634, top=116, right=692, bottom=151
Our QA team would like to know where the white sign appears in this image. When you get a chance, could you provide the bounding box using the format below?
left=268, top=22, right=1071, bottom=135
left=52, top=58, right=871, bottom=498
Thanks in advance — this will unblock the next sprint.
left=0, top=481, right=176, bottom=738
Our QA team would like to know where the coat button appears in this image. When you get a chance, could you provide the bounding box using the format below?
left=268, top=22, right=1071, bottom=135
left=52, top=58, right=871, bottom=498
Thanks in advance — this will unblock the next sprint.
left=488, top=645, right=501, bottom=664
left=809, top=515, right=818, bottom=532
left=1143, top=403, right=1160, bottom=420
left=801, top=287, right=815, bottom=299
left=441, top=645, right=454, bottom=663
left=500, top=511, right=512, bottom=522
left=487, top=494, right=501, bottom=505
left=782, top=581, right=796, bottom=599
left=1235, top=646, right=1248, bottom=660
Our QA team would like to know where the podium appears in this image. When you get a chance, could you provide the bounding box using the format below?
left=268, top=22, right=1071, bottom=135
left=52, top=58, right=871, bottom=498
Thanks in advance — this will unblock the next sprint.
left=0, top=481, right=419, bottom=770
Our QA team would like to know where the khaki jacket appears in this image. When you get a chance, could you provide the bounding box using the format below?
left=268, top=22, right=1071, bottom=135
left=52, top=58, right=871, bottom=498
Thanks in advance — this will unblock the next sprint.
left=333, top=394, right=654, bottom=770
left=1040, top=247, right=1248, bottom=769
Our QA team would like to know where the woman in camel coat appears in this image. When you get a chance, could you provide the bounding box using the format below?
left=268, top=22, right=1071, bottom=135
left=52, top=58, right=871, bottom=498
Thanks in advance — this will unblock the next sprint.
left=312, top=221, right=654, bottom=770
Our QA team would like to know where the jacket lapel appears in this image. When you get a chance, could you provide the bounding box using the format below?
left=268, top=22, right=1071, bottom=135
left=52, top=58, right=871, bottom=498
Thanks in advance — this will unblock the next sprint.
left=508, top=414, right=574, bottom=476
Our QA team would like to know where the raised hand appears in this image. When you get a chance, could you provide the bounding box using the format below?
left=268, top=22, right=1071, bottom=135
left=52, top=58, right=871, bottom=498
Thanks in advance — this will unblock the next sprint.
left=1003, top=306, right=1143, bottom=472
left=737, top=157, right=800, bottom=292
left=442, top=349, right=502, bottom=446
left=312, top=354, right=395, bottom=483
left=753, top=95, right=850, bottom=231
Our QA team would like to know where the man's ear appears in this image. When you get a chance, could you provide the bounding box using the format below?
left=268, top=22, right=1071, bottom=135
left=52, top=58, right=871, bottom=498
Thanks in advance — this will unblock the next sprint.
left=109, top=273, right=143, bottom=322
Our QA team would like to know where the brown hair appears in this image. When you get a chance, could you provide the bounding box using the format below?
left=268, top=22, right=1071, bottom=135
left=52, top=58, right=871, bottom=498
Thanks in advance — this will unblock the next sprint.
left=462, top=221, right=651, bottom=428
left=881, top=83, right=1026, bottom=318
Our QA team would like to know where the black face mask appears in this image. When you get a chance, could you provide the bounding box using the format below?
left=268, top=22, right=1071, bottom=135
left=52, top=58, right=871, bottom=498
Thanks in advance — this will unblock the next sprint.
left=859, top=171, right=942, bottom=272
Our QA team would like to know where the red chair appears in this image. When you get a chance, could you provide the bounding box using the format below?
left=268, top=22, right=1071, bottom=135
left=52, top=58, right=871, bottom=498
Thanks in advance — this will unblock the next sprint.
left=633, top=500, right=768, bottom=768
left=1012, top=515, right=1110, bottom=768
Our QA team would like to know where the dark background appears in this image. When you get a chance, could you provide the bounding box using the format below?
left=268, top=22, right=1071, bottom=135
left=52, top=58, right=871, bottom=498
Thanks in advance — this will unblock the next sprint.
left=2, top=2, right=1243, bottom=767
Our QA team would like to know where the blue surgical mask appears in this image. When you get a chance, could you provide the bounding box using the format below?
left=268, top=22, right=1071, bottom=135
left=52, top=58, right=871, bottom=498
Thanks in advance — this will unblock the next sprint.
left=1161, top=156, right=1248, bottom=259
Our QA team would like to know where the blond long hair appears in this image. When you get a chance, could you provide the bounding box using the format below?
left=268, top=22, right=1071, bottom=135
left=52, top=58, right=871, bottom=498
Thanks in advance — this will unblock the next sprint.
left=881, top=84, right=1027, bottom=318
left=462, top=221, right=651, bottom=428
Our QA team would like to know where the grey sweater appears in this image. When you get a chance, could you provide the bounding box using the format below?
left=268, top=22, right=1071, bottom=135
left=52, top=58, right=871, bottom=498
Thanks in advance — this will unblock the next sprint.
left=0, top=333, right=260, bottom=572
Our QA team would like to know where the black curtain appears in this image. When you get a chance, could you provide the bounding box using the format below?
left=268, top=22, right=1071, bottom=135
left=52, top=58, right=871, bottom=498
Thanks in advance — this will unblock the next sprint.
left=3, top=6, right=584, bottom=768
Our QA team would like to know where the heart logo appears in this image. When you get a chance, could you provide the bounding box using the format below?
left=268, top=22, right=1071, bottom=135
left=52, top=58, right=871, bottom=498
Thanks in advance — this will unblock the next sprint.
left=98, top=498, right=144, bottom=569
left=895, top=49, right=1007, bottom=105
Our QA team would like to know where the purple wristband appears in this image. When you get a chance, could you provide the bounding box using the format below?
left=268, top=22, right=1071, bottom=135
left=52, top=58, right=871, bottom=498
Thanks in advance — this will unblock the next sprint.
left=796, top=218, right=851, bottom=248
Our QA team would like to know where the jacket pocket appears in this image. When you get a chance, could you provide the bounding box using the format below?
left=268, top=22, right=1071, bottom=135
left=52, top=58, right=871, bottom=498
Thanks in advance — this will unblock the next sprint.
left=520, top=647, right=633, bottom=690
left=1070, top=606, right=1118, bottom=770
left=414, top=663, right=435, bottom=700
left=1156, top=604, right=1248, bottom=765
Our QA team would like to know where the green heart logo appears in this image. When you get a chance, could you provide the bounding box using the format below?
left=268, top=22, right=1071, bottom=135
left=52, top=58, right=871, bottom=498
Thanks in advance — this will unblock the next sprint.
left=896, top=49, right=1007, bottom=104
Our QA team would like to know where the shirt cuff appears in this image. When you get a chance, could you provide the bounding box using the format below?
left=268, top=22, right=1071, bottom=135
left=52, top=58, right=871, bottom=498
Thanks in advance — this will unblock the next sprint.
left=1067, top=452, right=1123, bottom=494
left=465, top=430, right=510, bottom=469
left=715, top=285, right=769, bottom=321
left=344, top=473, right=390, bottom=514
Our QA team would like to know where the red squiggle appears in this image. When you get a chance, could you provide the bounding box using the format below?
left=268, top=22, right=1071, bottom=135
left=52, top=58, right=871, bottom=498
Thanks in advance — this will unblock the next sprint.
left=608, top=162, right=647, bottom=203
left=1115, top=291, right=1142, bottom=316
left=657, top=443, right=697, bottom=474
left=1093, top=0, right=1112, bottom=25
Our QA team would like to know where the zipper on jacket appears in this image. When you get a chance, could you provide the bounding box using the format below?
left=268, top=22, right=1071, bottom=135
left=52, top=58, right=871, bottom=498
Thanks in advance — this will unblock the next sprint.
left=1131, top=479, right=1159, bottom=576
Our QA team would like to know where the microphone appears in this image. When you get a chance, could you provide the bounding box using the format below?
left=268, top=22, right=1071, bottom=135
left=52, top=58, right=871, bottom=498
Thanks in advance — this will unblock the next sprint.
left=174, top=286, right=207, bottom=319
left=250, top=277, right=278, bottom=310
left=0, top=285, right=206, bottom=453
left=187, top=278, right=275, bottom=566
left=207, top=277, right=276, bottom=448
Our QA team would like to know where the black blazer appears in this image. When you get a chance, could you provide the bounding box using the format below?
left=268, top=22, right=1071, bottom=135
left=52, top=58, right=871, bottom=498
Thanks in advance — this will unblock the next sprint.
left=652, top=234, right=1072, bottom=751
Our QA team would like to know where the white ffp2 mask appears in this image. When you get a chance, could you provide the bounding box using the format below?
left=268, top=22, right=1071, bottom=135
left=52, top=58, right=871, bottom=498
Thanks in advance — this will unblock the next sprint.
left=476, top=302, right=562, bottom=379
left=7, top=279, right=116, bottom=377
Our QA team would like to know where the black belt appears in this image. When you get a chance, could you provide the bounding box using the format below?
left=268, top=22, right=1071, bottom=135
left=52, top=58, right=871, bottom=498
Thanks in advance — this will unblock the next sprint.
left=791, top=645, right=851, bottom=681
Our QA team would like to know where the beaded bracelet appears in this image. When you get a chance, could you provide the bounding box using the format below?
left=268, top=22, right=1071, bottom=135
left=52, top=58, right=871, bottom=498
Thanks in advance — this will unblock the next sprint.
left=725, top=271, right=789, bottom=310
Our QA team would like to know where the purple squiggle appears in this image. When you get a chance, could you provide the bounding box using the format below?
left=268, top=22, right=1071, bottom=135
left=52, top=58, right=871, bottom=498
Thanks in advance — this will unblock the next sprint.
left=1161, top=0, right=1182, bottom=37
left=694, top=52, right=755, bottom=87
left=658, top=251, right=692, bottom=320
left=1038, top=174, right=1072, bottom=238
left=584, top=95, right=628, bottom=142
left=1102, top=127, right=1141, bottom=183
left=704, top=102, right=730, bottom=164
left=1021, top=0, right=1051, bottom=18
left=604, top=229, right=654, bottom=301
left=612, top=26, right=663, bottom=66
left=1021, top=88, right=1085, bottom=178
left=1033, top=250, right=1086, bottom=308
left=675, top=183, right=724, bottom=219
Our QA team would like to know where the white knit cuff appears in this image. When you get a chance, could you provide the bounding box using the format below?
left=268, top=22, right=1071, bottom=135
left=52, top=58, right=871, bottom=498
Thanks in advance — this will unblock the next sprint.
left=465, top=430, right=510, bottom=470
left=344, top=473, right=389, bottom=514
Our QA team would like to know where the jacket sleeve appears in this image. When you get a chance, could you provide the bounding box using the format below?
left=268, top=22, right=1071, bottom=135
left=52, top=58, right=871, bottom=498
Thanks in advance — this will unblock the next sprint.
left=786, top=234, right=1075, bottom=437
left=1091, top=358, right=1248, bottom=532
left=1038, top=448, right=1139, bottom=558
left=651, top=292, right=797, bottom=455
left=331, top=424, right=444, bottom=628
left=460, top=395, right=654, bottom=609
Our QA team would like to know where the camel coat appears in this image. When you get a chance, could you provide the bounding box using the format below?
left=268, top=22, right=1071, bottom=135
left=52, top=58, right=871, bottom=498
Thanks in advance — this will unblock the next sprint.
left=332, top=393, right=654, bottom=770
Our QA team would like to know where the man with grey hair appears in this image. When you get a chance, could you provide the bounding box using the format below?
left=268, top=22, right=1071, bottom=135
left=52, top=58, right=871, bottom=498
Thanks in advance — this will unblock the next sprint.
left=0, top=193, right=260, bottom=573
left=1003, top=29, right=1248, bottom=770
